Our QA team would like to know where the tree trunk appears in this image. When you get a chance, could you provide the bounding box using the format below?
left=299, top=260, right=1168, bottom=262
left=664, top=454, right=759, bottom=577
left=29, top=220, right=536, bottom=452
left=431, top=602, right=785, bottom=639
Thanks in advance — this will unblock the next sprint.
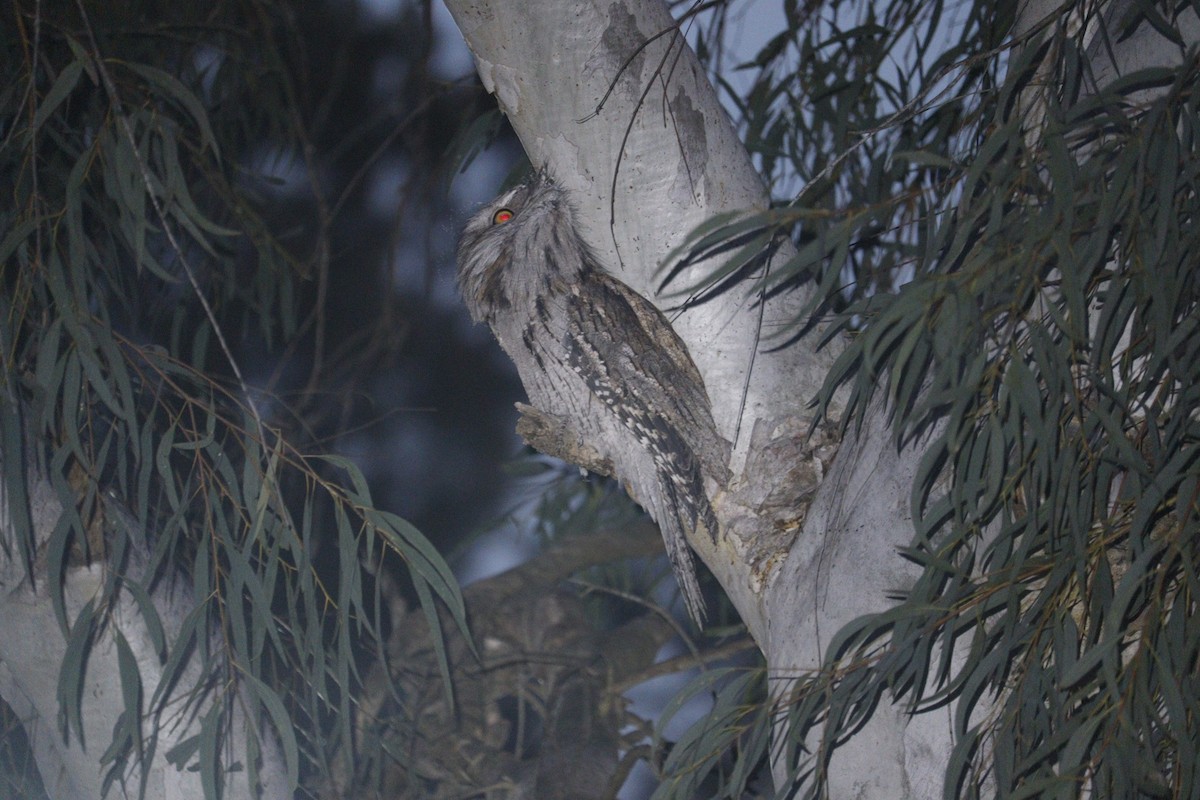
left=443, top=0, right=923, bottom=791
left=445, top=0, right=845, bottom=650
left=0, top=450, right=288, bottom=800
left=443, top=0, right=1196, bottom=796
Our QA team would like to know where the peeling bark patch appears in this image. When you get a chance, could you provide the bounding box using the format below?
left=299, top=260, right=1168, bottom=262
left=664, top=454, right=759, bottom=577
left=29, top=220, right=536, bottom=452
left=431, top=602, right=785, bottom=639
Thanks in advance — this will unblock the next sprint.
left=490, top=64, right=522, bottom=116
left=597, top=4, right=648, bottom=98
left=669, top=86, right=708, bottom=203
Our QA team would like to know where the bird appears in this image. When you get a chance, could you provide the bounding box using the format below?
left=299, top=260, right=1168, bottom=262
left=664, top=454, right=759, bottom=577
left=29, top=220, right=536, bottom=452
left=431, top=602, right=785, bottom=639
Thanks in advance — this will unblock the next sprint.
left=456, top=170, right=730, bottom=624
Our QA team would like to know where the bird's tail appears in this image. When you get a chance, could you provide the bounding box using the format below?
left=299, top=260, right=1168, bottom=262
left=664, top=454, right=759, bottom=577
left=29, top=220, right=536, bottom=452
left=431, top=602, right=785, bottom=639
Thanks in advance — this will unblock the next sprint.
left=657, top=464, right=717, bottom=626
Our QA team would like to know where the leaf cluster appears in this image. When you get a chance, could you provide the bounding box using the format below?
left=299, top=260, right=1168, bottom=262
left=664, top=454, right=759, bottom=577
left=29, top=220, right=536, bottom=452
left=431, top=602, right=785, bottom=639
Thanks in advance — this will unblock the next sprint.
left=1, top=3, right=465, bottom=796
left=672, top=0, right=1007, bottom=316
left=668, top=1, right=1199, bottom=798
left=805, top=8, right=1198, bottom=800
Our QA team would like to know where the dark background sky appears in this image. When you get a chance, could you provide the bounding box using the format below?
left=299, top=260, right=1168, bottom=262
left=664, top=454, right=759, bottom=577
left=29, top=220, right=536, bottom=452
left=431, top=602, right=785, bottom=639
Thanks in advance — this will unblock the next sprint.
left=244, top=0, right=533, bottom=581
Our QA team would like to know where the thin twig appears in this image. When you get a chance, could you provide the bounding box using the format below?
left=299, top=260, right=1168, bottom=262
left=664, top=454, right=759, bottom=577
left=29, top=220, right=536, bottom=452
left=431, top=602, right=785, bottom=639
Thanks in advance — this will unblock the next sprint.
left=609, top=637, right=759, bottom=694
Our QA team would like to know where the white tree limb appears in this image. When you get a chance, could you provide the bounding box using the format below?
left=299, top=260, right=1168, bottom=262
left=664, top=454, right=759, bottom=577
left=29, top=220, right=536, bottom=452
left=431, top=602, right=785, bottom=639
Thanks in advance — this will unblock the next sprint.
left=444, top=0, right=846, bottom=647
left=443, top=0, right=1197, bottom=796
left=0, top=453, right=288, bottom=800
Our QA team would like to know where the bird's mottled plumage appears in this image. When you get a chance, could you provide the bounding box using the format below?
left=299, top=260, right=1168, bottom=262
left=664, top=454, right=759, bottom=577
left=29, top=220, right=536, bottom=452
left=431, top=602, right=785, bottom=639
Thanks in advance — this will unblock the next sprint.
left=456, top=172, right=730, bottom=624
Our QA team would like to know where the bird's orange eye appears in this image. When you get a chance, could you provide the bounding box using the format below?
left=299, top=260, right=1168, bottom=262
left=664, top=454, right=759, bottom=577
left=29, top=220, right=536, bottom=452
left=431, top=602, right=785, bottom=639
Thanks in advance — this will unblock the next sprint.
left=492, top=208, right=514, bottom=224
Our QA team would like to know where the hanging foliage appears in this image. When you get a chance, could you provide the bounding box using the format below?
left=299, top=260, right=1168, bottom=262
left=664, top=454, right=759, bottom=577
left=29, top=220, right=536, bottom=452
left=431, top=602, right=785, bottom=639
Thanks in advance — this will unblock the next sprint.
left=664, top=1, right=1198, bottom=797
left=1, top=3, right=466, bottom=795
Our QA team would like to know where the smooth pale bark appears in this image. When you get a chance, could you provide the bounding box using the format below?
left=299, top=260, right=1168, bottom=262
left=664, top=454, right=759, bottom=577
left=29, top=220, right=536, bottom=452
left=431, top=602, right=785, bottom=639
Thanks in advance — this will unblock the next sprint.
left=444, top=0, right=1192, bottom=797
left=0, top=456, right=288, bottom=800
